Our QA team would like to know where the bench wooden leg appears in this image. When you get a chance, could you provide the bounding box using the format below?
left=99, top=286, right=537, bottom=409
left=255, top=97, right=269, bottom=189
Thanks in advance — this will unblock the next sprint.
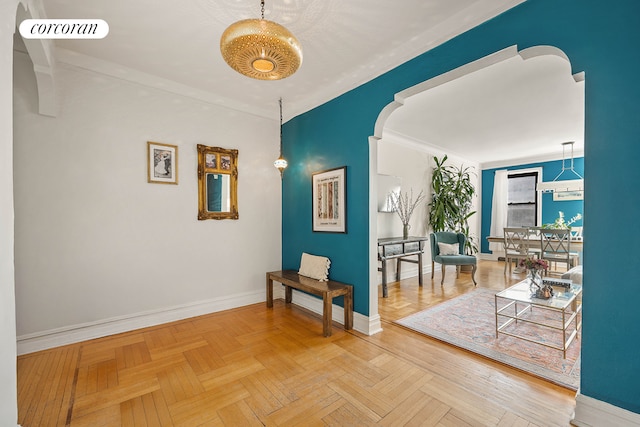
left=323, top=294, right=332, bottom=337
left=266, top=274, right=273, bottom=308
left=285, top=286, right=292, bottom=304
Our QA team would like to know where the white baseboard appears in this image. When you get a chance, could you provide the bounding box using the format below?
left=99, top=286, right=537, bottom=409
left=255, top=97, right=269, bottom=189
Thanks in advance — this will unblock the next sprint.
left=365, top=313, right=383, bottom=335
left=17, top=286, right=378, bottom=355
left=573, top=393, right=640, bottom=426
left=17, top=290, right=265, bottom=355
left=379, top=264, right=432, bottom=285
left=288, top=288, right=375, bottom=335
left=478, top=253, right=498, bottom=261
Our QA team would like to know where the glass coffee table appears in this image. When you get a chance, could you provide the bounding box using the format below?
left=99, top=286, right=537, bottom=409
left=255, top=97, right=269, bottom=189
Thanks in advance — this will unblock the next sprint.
left=495, top=280, right=582, bottom=358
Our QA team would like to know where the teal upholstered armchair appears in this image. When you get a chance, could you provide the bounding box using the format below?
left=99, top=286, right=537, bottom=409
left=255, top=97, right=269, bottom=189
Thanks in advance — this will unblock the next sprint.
left=430, top=232, right=477, bottom=286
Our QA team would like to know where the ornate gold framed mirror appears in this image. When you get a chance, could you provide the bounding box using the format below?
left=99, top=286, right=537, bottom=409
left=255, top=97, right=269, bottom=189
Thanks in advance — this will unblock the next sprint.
left=197, top=144, right=238, bottom=220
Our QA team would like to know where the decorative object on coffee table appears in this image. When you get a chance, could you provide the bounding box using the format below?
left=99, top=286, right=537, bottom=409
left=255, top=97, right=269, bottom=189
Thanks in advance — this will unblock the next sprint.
left=520, top=256, right=553, bottom=298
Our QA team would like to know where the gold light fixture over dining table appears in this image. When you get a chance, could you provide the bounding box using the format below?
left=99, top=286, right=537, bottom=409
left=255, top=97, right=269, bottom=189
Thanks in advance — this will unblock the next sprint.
left=220, top=0, right=303, bottom=80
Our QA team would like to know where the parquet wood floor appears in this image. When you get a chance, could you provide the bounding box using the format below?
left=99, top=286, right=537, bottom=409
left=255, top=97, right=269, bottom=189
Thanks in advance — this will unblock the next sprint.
left=18, top=260, right=577, bottom=426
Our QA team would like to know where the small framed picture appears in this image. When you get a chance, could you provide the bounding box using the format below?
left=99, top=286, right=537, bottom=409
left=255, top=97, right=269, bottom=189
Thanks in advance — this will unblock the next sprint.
left=205, top=153, right=217, bottom=169
left=312, top=166, right=347, bottom=233
left=147, top=141, right=178, bottom=184
left=220, top=154, right=231, bottom=170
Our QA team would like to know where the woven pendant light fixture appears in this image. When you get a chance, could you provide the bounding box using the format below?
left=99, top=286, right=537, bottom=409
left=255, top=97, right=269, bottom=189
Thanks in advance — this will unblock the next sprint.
left=220, top=0, right=303, bottom=80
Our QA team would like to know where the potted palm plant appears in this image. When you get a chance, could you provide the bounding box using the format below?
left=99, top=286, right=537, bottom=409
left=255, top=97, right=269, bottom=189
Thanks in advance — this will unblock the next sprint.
left=428, top=155, right=478, bottom=255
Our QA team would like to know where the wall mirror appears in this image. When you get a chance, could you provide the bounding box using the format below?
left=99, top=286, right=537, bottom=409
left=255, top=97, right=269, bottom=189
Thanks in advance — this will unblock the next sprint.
left=197, top=144, right=238, bottom=220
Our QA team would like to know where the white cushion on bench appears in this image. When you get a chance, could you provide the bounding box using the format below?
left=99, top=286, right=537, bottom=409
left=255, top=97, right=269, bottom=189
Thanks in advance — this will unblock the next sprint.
left=298, top=252, right=331, bottom=281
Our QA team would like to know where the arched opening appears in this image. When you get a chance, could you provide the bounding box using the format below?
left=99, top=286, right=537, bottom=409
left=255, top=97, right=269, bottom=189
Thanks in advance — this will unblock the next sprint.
left=14, top=1, right=57, bottom=117
left=1, top=0, right=56, bottom=422
left=7, top=1, right=58, bottom=422
left=368, top=45, right=585, bottom=369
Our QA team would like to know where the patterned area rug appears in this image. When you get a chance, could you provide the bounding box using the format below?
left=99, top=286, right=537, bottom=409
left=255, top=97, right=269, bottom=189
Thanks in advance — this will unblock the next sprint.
left=395, top=288, right=580, bottom=390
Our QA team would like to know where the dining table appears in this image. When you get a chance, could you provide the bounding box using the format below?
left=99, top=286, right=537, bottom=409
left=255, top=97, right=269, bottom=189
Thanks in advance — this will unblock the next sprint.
left=487, top=235, right=583, bottom=266
left=486, top=236, right=583, bottom=252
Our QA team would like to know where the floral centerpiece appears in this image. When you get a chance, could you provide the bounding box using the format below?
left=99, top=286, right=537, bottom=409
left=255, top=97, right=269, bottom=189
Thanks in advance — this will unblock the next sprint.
left=519, top=257, right=553, bottom=298
left=543, top=211, right=582, bottom=229
left=389, top=189, right=425, bottom=239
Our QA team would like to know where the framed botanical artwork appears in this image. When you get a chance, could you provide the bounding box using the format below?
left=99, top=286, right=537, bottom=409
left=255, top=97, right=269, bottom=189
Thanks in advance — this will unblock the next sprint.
left=312, top=166, right=347, bottom=233
left=147, top=141, right=178, bottom=184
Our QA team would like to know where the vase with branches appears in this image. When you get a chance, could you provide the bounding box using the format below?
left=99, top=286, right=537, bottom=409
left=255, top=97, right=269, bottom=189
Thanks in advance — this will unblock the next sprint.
left=389, top=189, right=426, bottom=239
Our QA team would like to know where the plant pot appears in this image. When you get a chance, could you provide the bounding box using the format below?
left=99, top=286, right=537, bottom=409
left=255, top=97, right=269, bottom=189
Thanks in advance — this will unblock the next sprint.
left=460, top=265, right=473, bottom=273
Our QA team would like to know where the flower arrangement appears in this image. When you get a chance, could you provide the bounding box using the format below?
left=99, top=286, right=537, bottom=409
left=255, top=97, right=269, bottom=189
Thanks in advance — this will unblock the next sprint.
left=519, top=257, right=553, bottom=298
left=543, top=211, right=582, bottom=229
left=519, top=257, right=549, bottom=271
left=389, top=189, right=425, bottom=238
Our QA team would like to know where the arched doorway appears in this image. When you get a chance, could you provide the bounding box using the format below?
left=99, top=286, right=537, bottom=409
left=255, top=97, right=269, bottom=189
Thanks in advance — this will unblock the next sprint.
left=368, top=44, right=585, bottom=324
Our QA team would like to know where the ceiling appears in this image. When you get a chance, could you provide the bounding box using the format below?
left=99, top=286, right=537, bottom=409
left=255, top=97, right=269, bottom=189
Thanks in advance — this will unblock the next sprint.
left=38, top=0, right=524, bottom=121
left=383, top=50, right=585, bottom=167
left=24, top=1, right=584, bottom=164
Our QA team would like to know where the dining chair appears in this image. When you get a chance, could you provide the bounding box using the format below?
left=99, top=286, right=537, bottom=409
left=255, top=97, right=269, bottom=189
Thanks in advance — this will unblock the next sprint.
left=526, top=226, right=543, bottom=258
left=539, top=228, right=580, bottom=274
left=502, top=227, right=536, bottom=274
left=570, top=226, right=583, bottom=240
left=430, top=232, right=477, bottom=286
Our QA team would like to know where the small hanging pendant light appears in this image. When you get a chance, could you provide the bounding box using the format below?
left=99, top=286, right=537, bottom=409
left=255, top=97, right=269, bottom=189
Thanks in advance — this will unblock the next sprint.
left=220, top=0, right=303, bottom=80
left=274, top=98, right=288, bottom=177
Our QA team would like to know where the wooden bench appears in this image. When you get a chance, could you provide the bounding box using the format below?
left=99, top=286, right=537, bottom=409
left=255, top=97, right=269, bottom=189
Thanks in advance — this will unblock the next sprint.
left=266, top=270, right=353, bottom=337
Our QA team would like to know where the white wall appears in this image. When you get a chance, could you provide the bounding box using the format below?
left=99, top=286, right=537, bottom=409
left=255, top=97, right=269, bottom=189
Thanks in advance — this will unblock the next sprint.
left=13, top=53, right=282, bottom=350
left=377, top=139, right=431, bottom=239
left=1, top=1, right=19, bottom=423
left=376, top=138, right=431, bottom=283
left=376, top=137, right=480, bottom=283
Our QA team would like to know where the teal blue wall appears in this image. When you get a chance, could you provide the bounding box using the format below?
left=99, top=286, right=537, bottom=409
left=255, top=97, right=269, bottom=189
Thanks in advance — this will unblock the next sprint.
left=480, top=157, right=584, bottom=254
left=282, top=98, right=377, bottom=315
left=284, top=0, right=640, bottom=413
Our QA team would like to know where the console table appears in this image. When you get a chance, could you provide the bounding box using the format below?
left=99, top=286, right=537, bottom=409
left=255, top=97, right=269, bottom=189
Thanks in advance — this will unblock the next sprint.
left=378, top=236, right=429, bottom=297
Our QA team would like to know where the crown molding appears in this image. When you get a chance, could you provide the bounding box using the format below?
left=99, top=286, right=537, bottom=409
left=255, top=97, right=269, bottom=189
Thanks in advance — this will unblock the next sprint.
left=481, top=149, right=584, bottom=170
left=290, top=1, right=525, bottom=120
left=55, top=47, right=276, bottom=120
left=382, top=128, right=481, bottom=169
